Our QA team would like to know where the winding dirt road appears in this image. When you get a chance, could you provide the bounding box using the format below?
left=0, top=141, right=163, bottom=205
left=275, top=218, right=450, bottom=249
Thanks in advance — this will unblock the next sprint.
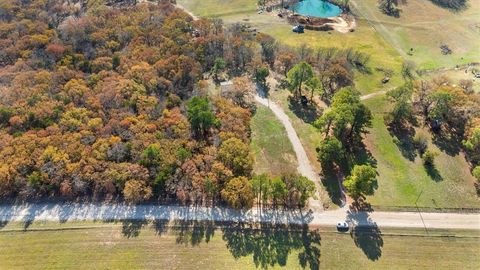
left=254, top=94, right=323, bottom=209
left=360, top=90, right=387, bottom=100
left=254, top=88, right=390, bottom=208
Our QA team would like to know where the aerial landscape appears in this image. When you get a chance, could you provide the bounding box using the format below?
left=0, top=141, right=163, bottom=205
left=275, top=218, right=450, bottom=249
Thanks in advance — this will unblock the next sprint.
left=0, top=0, right=479, bottom=269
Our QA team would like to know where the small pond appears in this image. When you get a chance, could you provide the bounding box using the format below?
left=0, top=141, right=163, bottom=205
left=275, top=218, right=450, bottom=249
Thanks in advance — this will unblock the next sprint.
left=291, top=0, right=342, bottom=18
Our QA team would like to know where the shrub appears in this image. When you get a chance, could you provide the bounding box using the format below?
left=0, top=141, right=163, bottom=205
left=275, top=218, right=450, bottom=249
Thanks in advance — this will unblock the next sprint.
left=413, top=133, right=428, bottom=155
left=473, top=166, right=480, bottom=182
left=422, top=149, right=438, bottom=167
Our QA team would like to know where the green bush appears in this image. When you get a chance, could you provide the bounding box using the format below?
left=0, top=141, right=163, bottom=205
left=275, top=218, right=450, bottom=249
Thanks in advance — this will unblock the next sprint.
left=422, top=149, right=438, bottom=167
left=472, top=166, right=480, bottom=182
left=413, top=133, right=428, bottom=155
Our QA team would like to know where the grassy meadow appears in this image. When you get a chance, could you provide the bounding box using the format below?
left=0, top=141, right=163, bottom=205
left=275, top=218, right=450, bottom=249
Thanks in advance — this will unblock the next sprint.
left=251, top=104, right=298, bottom=176
left=363, top=96, right=480, bottom=209
left=0, top=221, right=479, bottom=269
left=178, top=0, right=256, bottom=17
left=350, top=0, right=480, bottom=70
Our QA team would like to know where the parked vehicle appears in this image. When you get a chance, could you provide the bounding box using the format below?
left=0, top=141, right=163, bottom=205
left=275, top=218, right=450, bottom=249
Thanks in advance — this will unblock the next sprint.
left=336, top=221, right=349, bottom=232
left=292, top=25, right=304, bottom=33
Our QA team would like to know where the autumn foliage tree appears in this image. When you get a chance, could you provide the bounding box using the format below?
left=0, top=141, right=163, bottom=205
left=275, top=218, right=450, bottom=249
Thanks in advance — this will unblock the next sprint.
left=221, top=176, right=254, bottom=209
left=0, top=0, right=259, bottom=206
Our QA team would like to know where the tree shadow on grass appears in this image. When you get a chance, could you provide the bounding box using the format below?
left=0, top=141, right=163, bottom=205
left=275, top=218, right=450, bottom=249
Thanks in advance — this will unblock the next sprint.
left=287, top=96, right=323, bottom=124
left=350, top=225, right=383, bottom=261
left=320, top=164, right=344, bottom=207
left=425, top=164, right=443, bottom=182
left=319, top=144, right=377, bottom=207
left=387, top=123, right=417, bottom=161
left=171, top=219, right=216, bottom=246
left=349, top=144, right=378, bottom=169
left=153, top=219, right=169, bottom=236
left=222, top=223, right=321, bottom=270
left=474, top=183, right=480, bottom=197
left=0, top=220, right=7, bottom=229
left=346, top=201, right=383, bottom=261
left=122, top=219, right=147, bottom=238
left=117, top=208, right=321, bottom=269
left=431, top=128, right=463, bottom=156
left=429, top=0, right=469, bottom=12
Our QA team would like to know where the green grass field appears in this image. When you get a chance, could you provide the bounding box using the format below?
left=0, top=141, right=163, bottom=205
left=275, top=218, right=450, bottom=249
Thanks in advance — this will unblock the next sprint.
left=252, top=18, right=404, bottom=94
left=178, top=0, right=256, bottom=17
left=1, top=221, right=479, bottom=269
left=268, top=88, right=480, bottom=209
left=350, top=0, right=480, bottom=70
left=251, top=104, right=298, bottom=176
left=267, top=88, right=324, bottom=173
left=363, top=96, right=480, bottom=209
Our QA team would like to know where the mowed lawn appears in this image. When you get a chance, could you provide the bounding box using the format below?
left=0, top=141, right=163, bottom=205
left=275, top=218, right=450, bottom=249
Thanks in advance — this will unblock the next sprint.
left=268, top=88, right=480, bottom=209
left=0, top=221, right=479, bottom=269
left=350, top=0, right=480, bottom=70
left=363, top=96, right=480, bottom=209
left=267, top=88, right=324, bottom=173
left=177, top=0, right=256, bottom=17
left=251, top=104, right=298, bottom=176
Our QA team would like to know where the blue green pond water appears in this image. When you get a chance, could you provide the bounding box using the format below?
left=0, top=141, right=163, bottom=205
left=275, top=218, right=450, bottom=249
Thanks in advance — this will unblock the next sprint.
left=291, top=0, right=342, bottom=18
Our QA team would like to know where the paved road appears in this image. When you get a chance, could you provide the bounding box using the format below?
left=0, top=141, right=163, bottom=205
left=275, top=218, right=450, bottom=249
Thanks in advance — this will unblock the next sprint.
left=0, top=203, right=479, bottom=230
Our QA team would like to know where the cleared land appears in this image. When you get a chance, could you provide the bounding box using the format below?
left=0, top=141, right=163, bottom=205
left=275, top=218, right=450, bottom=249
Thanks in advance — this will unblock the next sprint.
left=363, top=96, right=480, bottom=209
left=0, top=221, right=479, bottom=269
left=423, top=68, right=480, bottom=93
left=177, top=0, right=480, bottom=209
left=177, top=0, right=256, bottom=17
left=350, top=0, right=480, bottom=70
left=251, top=105, right=298, bottom=176
left=269, top=88, right=480, bottom=209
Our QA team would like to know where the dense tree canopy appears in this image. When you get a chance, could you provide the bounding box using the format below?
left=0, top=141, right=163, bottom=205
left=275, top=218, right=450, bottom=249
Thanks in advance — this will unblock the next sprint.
left=250, top=173, right=316, bottom=207
left=315, top=87, right=372, bottom=150
left=287, top=62, right=315, bottom=99
left=343, top=165, right=378, bottom=199
left=0, top=0, right=259, bottom=206
left=221, top=176, right=254, bottom=209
